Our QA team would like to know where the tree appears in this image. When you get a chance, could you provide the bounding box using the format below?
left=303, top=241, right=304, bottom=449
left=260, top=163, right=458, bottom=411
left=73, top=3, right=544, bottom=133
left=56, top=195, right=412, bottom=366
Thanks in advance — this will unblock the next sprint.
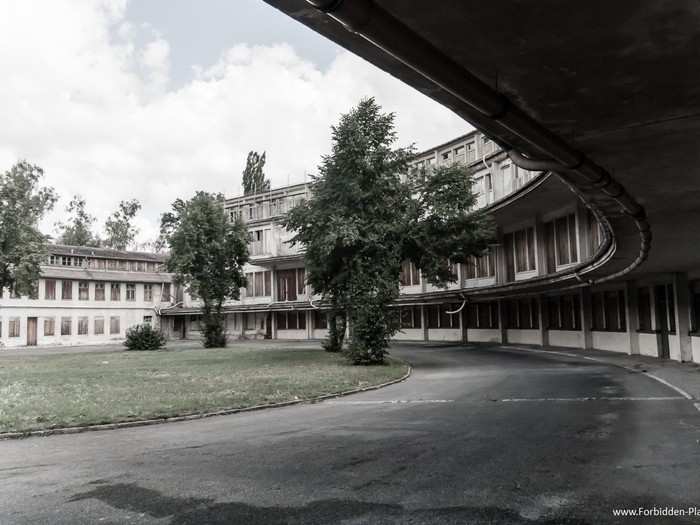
left=55, top=195, right=100, bottom=247
left=160, top=192, right=249, bottom=347
left=285, top=98, right=494, bottom=364
left=0, top=161, right=57, bottom=298
left=104, top=199, right=142, bottom=250
left=242, top=150, right=270, bottom=195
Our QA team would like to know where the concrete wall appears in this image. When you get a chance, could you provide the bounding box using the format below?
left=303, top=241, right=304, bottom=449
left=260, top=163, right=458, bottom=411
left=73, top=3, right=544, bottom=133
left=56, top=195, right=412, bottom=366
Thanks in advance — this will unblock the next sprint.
left=592, top=331, right=630, bottom=353
left=467, top=328, right=501, bottom=343
left=393, top=328, right=424, bottom=341
left=639, top=333, right=658, bottom=357
left=427, top=328, right=461, bottom=342
left=507, top=329, right=541, bottom=346
left=277, top=329, right=307, bottom=340
left=548, top=330, right=583, bottom=348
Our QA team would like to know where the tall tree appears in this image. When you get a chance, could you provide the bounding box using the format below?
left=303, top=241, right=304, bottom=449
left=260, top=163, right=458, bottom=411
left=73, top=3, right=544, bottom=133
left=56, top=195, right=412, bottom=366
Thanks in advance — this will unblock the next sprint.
left=285, top=98, right=494, bottom=364
left=55, top=195, right=100, bottom=246
left=160, top=192, right=249, bottom=347
left=104, top=199, right=142, bottom=251
left=0, top=161, right=57, bottom=297
left=242, top=150, right=270, bottom=195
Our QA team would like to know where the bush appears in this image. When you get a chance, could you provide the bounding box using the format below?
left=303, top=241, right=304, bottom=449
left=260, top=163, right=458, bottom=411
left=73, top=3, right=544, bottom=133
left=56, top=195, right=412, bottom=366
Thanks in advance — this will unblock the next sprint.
left=124, top=323, right=166, bottom=351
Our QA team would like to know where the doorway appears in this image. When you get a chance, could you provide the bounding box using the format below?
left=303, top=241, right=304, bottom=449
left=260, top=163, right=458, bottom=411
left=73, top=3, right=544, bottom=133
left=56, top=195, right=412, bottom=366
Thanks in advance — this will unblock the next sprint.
left=27, top=317, right=37, bottom=346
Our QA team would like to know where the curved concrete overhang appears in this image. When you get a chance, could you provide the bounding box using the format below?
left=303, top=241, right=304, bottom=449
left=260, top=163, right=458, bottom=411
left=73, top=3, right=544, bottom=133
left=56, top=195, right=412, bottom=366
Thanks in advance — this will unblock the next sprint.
left=264, top=0, right=700, bottom=290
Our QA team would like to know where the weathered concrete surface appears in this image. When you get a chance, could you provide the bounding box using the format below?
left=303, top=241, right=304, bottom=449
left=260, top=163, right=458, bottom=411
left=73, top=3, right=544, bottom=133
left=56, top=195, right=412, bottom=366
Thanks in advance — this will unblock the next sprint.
left=1, top=343, right=699, bottom=524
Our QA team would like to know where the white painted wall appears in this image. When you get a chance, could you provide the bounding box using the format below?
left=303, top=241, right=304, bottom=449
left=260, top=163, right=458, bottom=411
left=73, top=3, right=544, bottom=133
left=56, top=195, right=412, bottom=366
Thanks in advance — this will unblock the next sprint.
left=393, top=328, right=424, bottom=341
left=427, top=329, right=461, bottom=342
left=277, top=329, right=307, bottom=340
left=691, top=336, right=700, bottom=363
left=548, top=330, right=583, bottom=348
left=592, top=331, right=630, bottom=353
left=639, top=333, right=659, bottom=357
left=507, top=329, right=541, bottom=345
left=467, top=328, right=500, bottom=343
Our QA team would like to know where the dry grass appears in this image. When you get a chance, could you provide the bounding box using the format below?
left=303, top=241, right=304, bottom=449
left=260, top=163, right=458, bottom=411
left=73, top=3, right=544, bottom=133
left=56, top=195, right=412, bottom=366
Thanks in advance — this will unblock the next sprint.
left=0, top=342, right=407, bottom=433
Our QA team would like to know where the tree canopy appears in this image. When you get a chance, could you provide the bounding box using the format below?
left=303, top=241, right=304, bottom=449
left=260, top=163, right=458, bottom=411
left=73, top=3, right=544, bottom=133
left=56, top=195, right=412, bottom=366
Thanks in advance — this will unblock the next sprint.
left=0, top=161, right=57, bottom=297
left=160, top=192, right=249, bottom=347
left=242, top=150, right=270, bottom=195
left=54, top=195, right=100, bottom=247
left=285, top=98, right=494, bottom=364
left=104, top=199, right=142, bottom=251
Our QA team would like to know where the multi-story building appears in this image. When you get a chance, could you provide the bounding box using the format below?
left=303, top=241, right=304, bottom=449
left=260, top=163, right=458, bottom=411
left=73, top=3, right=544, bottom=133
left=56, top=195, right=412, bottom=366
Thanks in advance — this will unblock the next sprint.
left=0, top=245, right=176, bottom=347
left=160, top=123, right=700, bottom=365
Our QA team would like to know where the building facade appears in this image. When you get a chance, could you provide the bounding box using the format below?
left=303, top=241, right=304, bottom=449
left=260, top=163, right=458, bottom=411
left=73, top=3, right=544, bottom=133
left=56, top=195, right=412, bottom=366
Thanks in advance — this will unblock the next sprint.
left=0, top=245, right=176, bottom=347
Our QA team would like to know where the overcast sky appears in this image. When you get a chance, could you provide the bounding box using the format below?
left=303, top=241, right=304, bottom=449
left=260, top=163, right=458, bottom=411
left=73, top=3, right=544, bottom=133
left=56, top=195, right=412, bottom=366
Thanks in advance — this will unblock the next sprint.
left=0, top=0, right=470, bottom=245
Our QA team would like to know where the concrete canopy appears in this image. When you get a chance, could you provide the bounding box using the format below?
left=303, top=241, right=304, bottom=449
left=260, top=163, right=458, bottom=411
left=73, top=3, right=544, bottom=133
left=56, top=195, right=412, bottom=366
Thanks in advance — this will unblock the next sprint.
left=264, top=0, right=700, bottom=279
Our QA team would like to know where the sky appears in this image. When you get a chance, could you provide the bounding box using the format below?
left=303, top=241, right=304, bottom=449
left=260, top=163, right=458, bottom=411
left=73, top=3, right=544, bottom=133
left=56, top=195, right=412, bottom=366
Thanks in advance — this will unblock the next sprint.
left=0, top=0, right=470, bottom=246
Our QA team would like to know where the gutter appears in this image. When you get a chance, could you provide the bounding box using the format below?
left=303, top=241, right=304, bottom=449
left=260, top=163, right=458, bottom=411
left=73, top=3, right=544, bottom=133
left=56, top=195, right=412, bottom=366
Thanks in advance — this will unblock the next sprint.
left=305, top=0, right=650, bottom=284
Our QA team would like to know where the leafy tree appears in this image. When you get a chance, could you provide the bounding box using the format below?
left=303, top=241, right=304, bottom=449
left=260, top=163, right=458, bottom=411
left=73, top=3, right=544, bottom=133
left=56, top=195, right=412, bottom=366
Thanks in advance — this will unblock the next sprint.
left=285, top=98, right=494, bottom=364
left=104, top=199, right=142, bottom=250
left=242, top=150, right=270, bottom=195
left=160, top=192, right=249, bottom=347
left=55, top=195, right=100, bottom=247
left=0, top=161, right=57, bottom=297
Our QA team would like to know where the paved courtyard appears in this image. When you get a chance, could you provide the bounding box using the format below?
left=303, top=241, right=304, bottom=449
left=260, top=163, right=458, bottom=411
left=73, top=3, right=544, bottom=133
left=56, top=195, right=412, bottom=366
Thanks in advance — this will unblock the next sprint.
left=1, top=342, right=699, bottom=523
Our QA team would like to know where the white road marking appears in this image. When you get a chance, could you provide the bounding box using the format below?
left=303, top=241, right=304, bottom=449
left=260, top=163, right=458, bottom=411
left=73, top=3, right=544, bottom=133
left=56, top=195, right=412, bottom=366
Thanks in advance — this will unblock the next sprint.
left=500, top=346, right=695, bottom=400
left=326, top=399, right=454, bottom=405
left=694, top=403, right=700, bottom=413
left=500, top=396, right=685, bottom=402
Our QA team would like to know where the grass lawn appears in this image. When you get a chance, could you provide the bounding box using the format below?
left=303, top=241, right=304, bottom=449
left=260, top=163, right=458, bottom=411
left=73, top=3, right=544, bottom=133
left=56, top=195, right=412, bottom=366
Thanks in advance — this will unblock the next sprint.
left=0, top=342, right=408, bottom=434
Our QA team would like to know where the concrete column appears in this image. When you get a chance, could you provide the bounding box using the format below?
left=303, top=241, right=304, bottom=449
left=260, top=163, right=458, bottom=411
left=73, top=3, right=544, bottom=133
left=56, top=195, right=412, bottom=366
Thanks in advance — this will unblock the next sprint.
left=626, top=282, right=640, bottom=355
left=271, top=267, right=278, bottom=303
left=422, top=305, right=429, bottom=342
left=494, top=228, right=507, bottom=285
left=581, top=287, right=593, bottom=350
left=498, top=299, right=508, bottom=344
left=673, top=272, right=693, bottom=362
left=538, top=296, right=549, bottom=348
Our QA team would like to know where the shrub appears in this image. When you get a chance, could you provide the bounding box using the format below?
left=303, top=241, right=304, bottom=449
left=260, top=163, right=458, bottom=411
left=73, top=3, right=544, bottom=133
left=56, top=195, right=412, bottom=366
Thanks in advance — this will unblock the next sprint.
left=124, top=323, right=166, bottom=351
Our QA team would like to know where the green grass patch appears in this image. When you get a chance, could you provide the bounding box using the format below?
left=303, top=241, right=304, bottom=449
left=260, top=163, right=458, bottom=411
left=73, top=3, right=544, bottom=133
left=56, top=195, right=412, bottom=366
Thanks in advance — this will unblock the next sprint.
left=0, top=343, right=408, bottom=434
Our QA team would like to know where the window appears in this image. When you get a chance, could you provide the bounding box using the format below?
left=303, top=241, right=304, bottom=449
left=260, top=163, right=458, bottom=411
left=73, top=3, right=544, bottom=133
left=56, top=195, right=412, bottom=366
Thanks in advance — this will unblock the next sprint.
left=548, top=214, right=578, bottom=266
left=78, top=316, right=88, bottom=335
left=313, top=310, right=328, bottom=330
left=61, top=317, right=72, bottom=336
left=95, top=282, right=105, bottom=301
left=61, top=280, right=72, bottom=300
left=94, top=317, right=104, bottom=335
left=466, top=302, right=499, bottom=329
left=591, top=290, right=626, bottom=332
left=587, top=210, right=604, bottom=255
left=399, top=261, right=420, bottom=286
left=512, top=227, right=536, bottom=273
left=275, top=311, right=306, bottom=330
left=61, top=255, right=72, bottom=266
left=9, top=318, right=20, bottom=337
left=144, top=284, right=153, bottom=302
left=110, top=316, right=120, bottom=335
left=666, top=283, right=676, bottom=334
left=110, top=283, right=120, bottom=301
left=297, top=268, right=306, bottom=295
left=44, top=317, right=55, bottom=336
left=399, top=306, right=422, bottom=329
left=546, top=294, right=581, bottom=330
left=79, top=281, right=89, bottom=300
left=638, top=287, right=652, bottom=331
left=463, top=251, right=495, bottom=280
left=426, top=304, right=459, bottom=329
left=505, top=298, right=539, bottom=329
left=453, top=145, right=465, bottom=163
left=126, top=283, right=135, bottom=301
left=162, top=282, right=171, bottom=301
left=45, top=279, right=56, bottom=300
left=143, top=315, right=152, bottom=325
left=246, top=271, right=272, bottom=297
left=466, top=141, right=476, bottom=162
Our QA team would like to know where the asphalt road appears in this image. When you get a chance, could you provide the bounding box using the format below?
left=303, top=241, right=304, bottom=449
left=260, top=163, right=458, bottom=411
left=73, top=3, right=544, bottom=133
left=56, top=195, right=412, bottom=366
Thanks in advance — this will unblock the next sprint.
left=1, top=343, right=699, bottom=524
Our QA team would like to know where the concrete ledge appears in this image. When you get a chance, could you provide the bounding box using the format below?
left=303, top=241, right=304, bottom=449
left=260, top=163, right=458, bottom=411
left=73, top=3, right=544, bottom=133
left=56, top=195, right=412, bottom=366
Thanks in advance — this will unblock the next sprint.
left=0, top=359, right=412, bottom=441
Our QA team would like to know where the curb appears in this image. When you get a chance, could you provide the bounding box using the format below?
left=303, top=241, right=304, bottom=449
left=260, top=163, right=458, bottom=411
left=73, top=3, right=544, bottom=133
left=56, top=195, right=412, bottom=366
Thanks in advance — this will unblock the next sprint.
left=0, top=360, right=412, bottom=441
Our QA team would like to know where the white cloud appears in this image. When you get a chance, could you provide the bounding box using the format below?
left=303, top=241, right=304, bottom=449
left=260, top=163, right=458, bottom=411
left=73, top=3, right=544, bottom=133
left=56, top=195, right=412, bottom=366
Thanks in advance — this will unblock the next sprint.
left=0, top=0, right=470, bottom=245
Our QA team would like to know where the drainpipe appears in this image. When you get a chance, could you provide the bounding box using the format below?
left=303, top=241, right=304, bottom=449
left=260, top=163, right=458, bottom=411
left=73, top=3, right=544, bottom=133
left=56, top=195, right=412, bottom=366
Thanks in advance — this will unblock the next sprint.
left=305, top=0, right=650, bottom=282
